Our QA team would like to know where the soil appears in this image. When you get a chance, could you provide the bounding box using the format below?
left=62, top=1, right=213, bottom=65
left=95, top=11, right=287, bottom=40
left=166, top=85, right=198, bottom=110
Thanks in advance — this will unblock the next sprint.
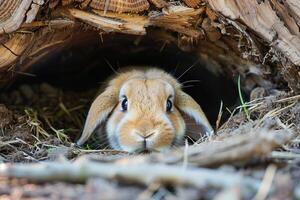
left=0, top=83, right=96, bottom=162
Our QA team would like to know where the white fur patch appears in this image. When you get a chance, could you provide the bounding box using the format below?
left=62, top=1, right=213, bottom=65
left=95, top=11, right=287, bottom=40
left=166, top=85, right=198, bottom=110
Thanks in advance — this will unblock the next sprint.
left=183, top=107, right=214, bottom=136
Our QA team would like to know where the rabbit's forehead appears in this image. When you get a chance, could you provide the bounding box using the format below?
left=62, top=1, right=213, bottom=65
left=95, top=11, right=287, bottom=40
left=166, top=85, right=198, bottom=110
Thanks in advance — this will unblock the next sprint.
left=119, top=79, right=174, bottom=98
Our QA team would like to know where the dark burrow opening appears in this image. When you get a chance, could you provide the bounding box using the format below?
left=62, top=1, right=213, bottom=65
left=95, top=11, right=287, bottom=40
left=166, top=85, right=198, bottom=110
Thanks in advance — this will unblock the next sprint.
left=1, top=32, right=241, bottom=147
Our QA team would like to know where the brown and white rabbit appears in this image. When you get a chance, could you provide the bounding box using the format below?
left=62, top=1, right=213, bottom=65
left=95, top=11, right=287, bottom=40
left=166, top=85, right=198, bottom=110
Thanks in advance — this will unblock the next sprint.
left=77, top=68, right=213, bottom=152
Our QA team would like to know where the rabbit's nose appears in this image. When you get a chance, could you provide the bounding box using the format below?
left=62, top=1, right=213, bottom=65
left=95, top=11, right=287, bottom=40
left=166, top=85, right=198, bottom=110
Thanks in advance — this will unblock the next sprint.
left=135, top=131, right=156, bottom=139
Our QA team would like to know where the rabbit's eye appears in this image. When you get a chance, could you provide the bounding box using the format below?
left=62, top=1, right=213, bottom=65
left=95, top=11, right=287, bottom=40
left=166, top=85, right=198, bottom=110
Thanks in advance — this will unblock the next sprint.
left=166, top=99, right=172, bottom=112
left=121, top=97, right=128, bottom=111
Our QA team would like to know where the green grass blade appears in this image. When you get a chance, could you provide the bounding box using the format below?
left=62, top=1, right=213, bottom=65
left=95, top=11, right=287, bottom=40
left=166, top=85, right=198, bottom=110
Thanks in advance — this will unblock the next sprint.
left=238, top=75, right=250, bottom=120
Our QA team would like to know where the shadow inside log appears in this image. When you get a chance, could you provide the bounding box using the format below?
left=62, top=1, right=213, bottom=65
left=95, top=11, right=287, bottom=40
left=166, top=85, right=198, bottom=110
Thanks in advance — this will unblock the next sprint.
left=4, top=31, right=240, bottom=127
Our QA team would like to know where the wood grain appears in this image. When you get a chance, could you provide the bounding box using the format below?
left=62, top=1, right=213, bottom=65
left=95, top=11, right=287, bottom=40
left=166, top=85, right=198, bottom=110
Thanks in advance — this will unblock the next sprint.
left=0, top=0, right=32, bottom=34
left=89, top=0, right=150, bottom=13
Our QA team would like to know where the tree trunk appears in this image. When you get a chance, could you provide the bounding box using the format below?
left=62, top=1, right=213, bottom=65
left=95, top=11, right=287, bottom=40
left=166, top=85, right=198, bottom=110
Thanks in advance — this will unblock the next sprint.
left=0, top=0, right=299, bottom=93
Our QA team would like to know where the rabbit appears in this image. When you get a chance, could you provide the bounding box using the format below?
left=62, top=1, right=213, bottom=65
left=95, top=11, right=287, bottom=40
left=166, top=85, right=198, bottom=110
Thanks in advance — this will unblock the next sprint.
left=76, top=68, right=214, bottom=152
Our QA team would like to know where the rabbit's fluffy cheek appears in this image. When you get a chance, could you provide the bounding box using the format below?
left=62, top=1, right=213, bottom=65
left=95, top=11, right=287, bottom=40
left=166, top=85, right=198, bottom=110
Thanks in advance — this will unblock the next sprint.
left=106, top=110, right=127, bottom=149
left=115, top=118, right=176, bottom=152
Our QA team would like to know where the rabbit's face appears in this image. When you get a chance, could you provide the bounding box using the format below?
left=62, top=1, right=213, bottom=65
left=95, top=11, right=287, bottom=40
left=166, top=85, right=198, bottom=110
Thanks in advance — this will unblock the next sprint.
left=107, top=79, right=185, bottom=152
left=77, top=68, right=213, bottom=153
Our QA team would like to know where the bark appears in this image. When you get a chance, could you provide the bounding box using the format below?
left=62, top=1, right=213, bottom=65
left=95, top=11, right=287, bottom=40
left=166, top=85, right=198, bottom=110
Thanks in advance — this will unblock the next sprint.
left=0, top=0, right=299, bottom=92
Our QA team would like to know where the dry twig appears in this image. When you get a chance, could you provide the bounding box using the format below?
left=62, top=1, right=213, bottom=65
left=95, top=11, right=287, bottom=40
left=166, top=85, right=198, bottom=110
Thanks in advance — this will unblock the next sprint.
left=0, top=160, right=261, bottom=195
left=153, top=127, right=294, bottom=167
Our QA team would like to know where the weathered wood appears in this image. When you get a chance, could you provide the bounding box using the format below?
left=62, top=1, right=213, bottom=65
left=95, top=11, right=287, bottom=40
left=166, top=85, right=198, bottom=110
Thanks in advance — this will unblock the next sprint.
left=0, top=19, right=75, bottom=73
left=0, top=0, right=33, bottom=34
left=0, top=159, right=261, bottom=192
left=149, top=6, right=205, bottom=38
left=64, top=8, right=148, bottom=35
left=61, top=0, right=151, bottom=13
left=89, top=0, right=150, bottom=13
left=0, top=33, right=32, bottom=68
left=207, top=0, right=300, bottom=66
left=145, top=125, right=294, bottom=166
left=0, top=0, right=299, bottom=92
left=182, top=0, right=202, bottom=8
left=284, top=0, right=300, bottom=27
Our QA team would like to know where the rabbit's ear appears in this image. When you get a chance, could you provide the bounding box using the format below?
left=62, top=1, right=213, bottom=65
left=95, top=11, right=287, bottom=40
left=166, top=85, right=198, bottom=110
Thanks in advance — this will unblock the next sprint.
left=77, top=86, right=118, bottom=146
left=176, top=90, right=214, bottom=137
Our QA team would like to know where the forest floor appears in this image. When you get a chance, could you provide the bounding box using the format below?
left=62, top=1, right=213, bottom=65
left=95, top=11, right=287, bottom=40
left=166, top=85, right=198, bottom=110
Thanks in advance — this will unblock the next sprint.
left=0, top=82, right=299, bottom=200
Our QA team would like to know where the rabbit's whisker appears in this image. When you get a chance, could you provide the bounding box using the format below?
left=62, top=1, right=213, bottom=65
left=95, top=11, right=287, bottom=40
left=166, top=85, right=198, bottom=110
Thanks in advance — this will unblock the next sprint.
left=181, top=79, right=201, bottom=85
left=177, top=59, right=199, bottom=80
left=181, top=85, right=195, bottom=89
left=185, top=130, right=202, bottom=135
left=169, top=62, right=180, bottom=76
left=103, top=57, right=119, bottom=75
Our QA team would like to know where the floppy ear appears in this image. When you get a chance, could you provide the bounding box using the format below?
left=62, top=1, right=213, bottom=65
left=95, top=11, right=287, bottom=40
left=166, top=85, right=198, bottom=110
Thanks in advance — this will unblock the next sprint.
left=176, top=90, right=214, bottom=137
left=76, top=86, right=118, bottom=146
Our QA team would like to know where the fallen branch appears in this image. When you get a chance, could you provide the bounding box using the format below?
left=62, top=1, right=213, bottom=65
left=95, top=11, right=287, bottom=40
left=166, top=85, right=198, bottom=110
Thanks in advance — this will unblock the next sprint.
left=0, top=160, right=261, bottom=195
left=144, top=126, right=294, bottom=166
left=186, top=129, right=293, bottom=166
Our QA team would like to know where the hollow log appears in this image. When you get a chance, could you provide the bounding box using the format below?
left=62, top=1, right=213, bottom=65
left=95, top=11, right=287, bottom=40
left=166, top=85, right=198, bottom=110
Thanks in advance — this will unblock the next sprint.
left=0, top=0, right=299, bottom=93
